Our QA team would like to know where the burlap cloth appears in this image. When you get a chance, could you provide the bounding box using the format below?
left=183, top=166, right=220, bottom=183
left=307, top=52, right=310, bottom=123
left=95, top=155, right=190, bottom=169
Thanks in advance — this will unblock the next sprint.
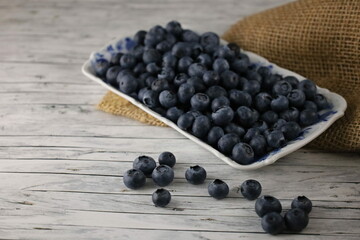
left=98, top=0, right=360, bottom=152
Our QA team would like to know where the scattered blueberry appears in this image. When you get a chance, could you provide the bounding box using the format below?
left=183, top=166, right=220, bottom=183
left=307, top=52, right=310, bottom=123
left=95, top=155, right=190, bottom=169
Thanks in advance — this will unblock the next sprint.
left=158, top=151, right=176, bottom=168
left=152, top=165, right=174, bottom=187
left=255, top=195, right=282, bottom=217
left=185, top=165, right=207, bottom=185
left=133, top=155, right=156, bottom=177
left=261, top=212, right=285, bottom=235
left=291, top=196, right=312, bottom=213
left=208, top=179, right=229, bottom=199
left=123, top=169, right=146, bottom=189
left=152, top=188, right=171, bottom=207
left=284, top=208, right=309, bottom=232
left=240, top=179, right=262, bottom=200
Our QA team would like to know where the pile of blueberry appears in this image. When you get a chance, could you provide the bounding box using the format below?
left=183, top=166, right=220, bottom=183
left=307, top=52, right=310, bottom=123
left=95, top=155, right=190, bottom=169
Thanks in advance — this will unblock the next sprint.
left=92, top=21, right=330, bottom=165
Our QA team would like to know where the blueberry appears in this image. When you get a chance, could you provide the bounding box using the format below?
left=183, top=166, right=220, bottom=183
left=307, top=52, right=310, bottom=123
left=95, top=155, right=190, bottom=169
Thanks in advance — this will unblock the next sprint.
left=303, top=100, right=318, bottom=111
left=119, top=54, right=136, bottom=69
left=133, top=30, right=147, bottom=45
left=273, top=80, right=292, bottom=96
left=182, top=29, right=200, bottom=42
left=224, top=123, right=245, bottom=138
left=143, top=49, right=161, bottom=64
left=206, top=86, right=228, bottom=100
left=162, top=52, right=178, bottom=68
left=236, top=106, right=258, bottom=128
left=92, top=58, right=110, bottom=77
left=152, top=107, right=166, bottom=116
left=149, top=25, right=166, bottom=39
left=151, top=78, right=170, bottom=93
left=146, top=63, right=161, bottom=75
left=246, top=70, right=262, bottom=83
left=138, top=87, right=151, bottom=102
left=230, top=59, right=249, bottom=73
left=291, top=196, right=312, bottom=213
left=142, top=90, right=159, bottom=108
left=172, top=42, right=192, bottom=58
left=191, top=43, right=204, bottom=58
left=177, top=112, right=195, bottom=130
left=271, top=95, right=289, bottom=112
left=249, top=134, right=267, bottom=156
left=273, top=119, right=287, bottom=130
left=314, top=94, right=329, bottom=110
left=133, top=64, right=146, bottom=79
left=166, top=107, right=184, bottom=122
left=178, top=83, right=195, bottom=104
left=253, top=120, right=269, bottom=133
left=229, top=90, right=252, bottom=107
left=203, top=71, right=220, bottom=86
left=105, top=66, right=121, bottom=86
left=280, top=107, right=300, bottom=122
left=177, top=56, right=193, bottom=73
left=165, top=33, right=177, bottom=45
left=283, top=76, right=299, bottom=89
left=188, top=63, right=207, bottom=78
left=214, top=45, right=235, bottom=61
left=299, top=109, right=319, bottom=126
left=187, top=77, right=207, bottom=92
left=145, top=76, right=157, bottom=87
left=190, top=93, right=210, bottom=111
left=211, top=106, right=234, bottom=126
left=109, top=52, right=123, bottom=65
left=232, top=143, right=255, bottom=165
left=166, top=20, right=182, bottom=37
left=254, top=92, right=272, bottom=112
left=131, top=45, right=144, bottom=61
left=159, top=90, right=177, bottom=109
left=284, top=208, right=309, bottom=232
left=211, top=96, right=230, bottom=112
left=220, top=70, right=239, bottom=89
left=261, top=212, right=285, bottom=235
left=152, top=165, right=174, bottom=187
left=133, top=155, right=156, bottom=177
left=158, top=67, right=175, bottom=82
left=227, top=42, right=240, bottom=57
left=123, top=169, right=146, bottom=189
left=156, top=41, right=172, bottom=53
left=187, top=110, right=202, bottom=118
left=208, top=179, right=229, bottom=199
left=240, top=179, right=262, bottom=200
left=261, top=111, right=279, bottom=125
left=257, top=66, right=271, bottom=79
left=174, top=73, right=189, bottom=86
left=185, top=165, right=207, bottom=185
left=287, top=89, right=306, bottom=108
left=196, top=54, right=212, bottom=68
left=118, top=74, right=138, bottom=94
left=213, top=58, right=230, bottom=74
left=200, top=32, right=220, bottom=46
left=243, top=80, right=261, bottom=96
left=117, top=69, right=134, bottom=79
left=266, top=130, right=286, bottom=148
left=192, top=115, right=211, bottom=138
left=280, top=121, right=302, bottom=140
left=152, top=188, right=171, bottom=207
left=218, top=133, right=240, bottom=155
left=207, top=126, right=225, bottom=146
left=255, top=195, right=282, bottom=217
left=262, top=74, right=282, bottom=91
left=298, top=79, right=317, bottom=100
left=158, top=151, right=176, bottom=168
left=144, top=32, right=163, bottom=48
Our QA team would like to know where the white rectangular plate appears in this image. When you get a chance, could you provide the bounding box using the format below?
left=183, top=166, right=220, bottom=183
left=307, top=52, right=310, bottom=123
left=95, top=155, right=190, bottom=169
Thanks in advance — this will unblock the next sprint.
left=82, top=36, right=347, bottom=170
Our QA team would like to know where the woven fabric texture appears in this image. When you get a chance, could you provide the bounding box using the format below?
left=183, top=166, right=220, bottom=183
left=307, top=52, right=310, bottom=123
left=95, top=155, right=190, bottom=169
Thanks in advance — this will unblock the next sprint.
left=98, top=0, right=360, bottom=152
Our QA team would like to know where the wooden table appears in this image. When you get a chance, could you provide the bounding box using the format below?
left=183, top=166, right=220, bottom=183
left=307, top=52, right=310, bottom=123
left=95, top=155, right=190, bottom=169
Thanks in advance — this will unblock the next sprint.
left=1, top=0, right=359, bottom=239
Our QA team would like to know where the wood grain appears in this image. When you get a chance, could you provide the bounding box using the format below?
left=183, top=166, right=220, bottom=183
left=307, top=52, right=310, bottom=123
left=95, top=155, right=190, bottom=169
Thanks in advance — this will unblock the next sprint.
left=1, top=0, right=360, bottom=239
